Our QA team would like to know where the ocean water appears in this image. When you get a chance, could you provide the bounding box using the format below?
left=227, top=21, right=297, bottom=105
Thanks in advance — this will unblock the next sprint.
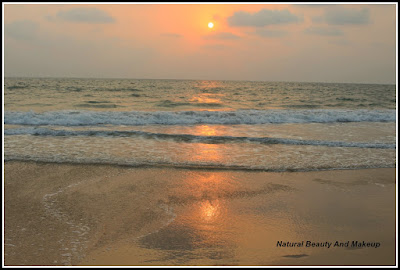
left=4, top=78, right=397, bottom=171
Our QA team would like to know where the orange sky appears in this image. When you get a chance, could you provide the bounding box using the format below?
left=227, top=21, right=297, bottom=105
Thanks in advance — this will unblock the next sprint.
left=3, top=3, right=397, bottom=83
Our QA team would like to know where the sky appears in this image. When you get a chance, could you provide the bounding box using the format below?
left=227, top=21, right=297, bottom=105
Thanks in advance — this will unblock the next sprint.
left=3, top=3, right=397, bottom=84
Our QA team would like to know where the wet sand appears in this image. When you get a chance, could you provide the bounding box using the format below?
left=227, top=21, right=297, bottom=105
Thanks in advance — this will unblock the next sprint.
left=3, top=161, right=396, bottom=266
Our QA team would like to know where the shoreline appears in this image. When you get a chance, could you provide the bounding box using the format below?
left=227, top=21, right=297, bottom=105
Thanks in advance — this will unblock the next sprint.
left=4, top=161, right=397, bottom=266
left=3, top=158, right=396, bottom=173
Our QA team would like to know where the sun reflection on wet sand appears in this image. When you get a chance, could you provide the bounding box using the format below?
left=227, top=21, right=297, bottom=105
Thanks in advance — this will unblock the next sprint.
left=200, top=200, right=220, bottom=222
left=75, top=168, right=396, bottom=266
left=138, top=171, right=298, bottom=261
left=166, top=172, right=235, bottom=249
left=180, top=173, right=236, bottom=199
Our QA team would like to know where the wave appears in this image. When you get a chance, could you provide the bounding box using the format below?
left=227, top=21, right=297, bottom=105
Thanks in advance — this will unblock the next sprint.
left=75, top=103, right=122, bottom=108
left=4, top=127, right=395, bottom=149
left=157, top=100, right=223, bottom=108
left=7, top=85, right=29, bottom=90
left=3, top=156, right=396, bottom=172
left=4, top=109, right=396, bottom=126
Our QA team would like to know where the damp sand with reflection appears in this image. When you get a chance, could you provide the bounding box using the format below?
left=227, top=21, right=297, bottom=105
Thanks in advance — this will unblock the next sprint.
left=4, top=162, right=396, bottom=266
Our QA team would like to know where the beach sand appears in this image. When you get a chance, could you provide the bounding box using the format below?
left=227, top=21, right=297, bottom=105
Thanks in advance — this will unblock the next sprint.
left=4, top=161, right=396, bottom=266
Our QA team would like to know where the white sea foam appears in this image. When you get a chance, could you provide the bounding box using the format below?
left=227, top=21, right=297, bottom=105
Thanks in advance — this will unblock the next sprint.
left=4, top=109, right=396, bottom=126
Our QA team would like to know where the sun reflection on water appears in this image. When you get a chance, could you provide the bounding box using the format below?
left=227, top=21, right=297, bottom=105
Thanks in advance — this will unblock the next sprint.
left=190, top=93, right=221, bottom=104
left=191, top=125, right=224, bottom=163
left=188, top=80, right=229, bottom=111
left=195, top=124, right=217, bottom=136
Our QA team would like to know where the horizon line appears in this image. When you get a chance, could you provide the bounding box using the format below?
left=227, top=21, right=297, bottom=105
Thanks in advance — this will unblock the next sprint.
left=3, top=75, right=396, bottom=86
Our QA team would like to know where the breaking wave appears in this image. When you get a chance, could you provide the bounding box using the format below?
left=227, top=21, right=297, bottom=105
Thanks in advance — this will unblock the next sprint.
left=4, top=109, right=396, bottom=126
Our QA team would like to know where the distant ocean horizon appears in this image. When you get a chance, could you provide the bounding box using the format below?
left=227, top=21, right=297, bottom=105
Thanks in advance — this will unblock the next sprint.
left=4, top=76, right=396, bottom=86
left=4, top=77, right=396, bottom=172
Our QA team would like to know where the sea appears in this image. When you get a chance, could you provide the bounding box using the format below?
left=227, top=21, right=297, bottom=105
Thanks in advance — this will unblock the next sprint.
left=3, top=78, right=397, bottom=172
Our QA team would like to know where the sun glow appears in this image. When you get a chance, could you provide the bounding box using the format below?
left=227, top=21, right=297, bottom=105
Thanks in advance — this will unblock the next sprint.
left=208, top=22, right=214, bottom=28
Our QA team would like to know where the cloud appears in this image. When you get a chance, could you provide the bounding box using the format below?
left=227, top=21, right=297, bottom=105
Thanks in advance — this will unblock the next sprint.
left=311, top=16, right=324, bottom=23
left=213, top=14, right=221, bottom=21
left=5, top=28, right=155, bottom=78
left=202, top=44, right=227, bottom=50
left=162, top=33, right=183, bottom=38
left=56, top=7, right=115, bottom=23
left=328, top=38, right=350, bottom=46
left=5, top=20, right=39, bottom=40
left=44, top=15, right=56, bottom=22
left=294, top=4, right=332, bottom=8
left=304, top=26, right=344, bottom=36
left=323, top=7, right=370, bottom=25
left=204, top=32, right=240, bottom=40
left=228, top=9, right=302, bottom=27
left=254, top=29, right=288, bottom=38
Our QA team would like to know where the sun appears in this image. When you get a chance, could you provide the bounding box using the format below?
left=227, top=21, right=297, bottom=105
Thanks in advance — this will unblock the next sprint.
left=208, top=22, right=214, bottom=29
